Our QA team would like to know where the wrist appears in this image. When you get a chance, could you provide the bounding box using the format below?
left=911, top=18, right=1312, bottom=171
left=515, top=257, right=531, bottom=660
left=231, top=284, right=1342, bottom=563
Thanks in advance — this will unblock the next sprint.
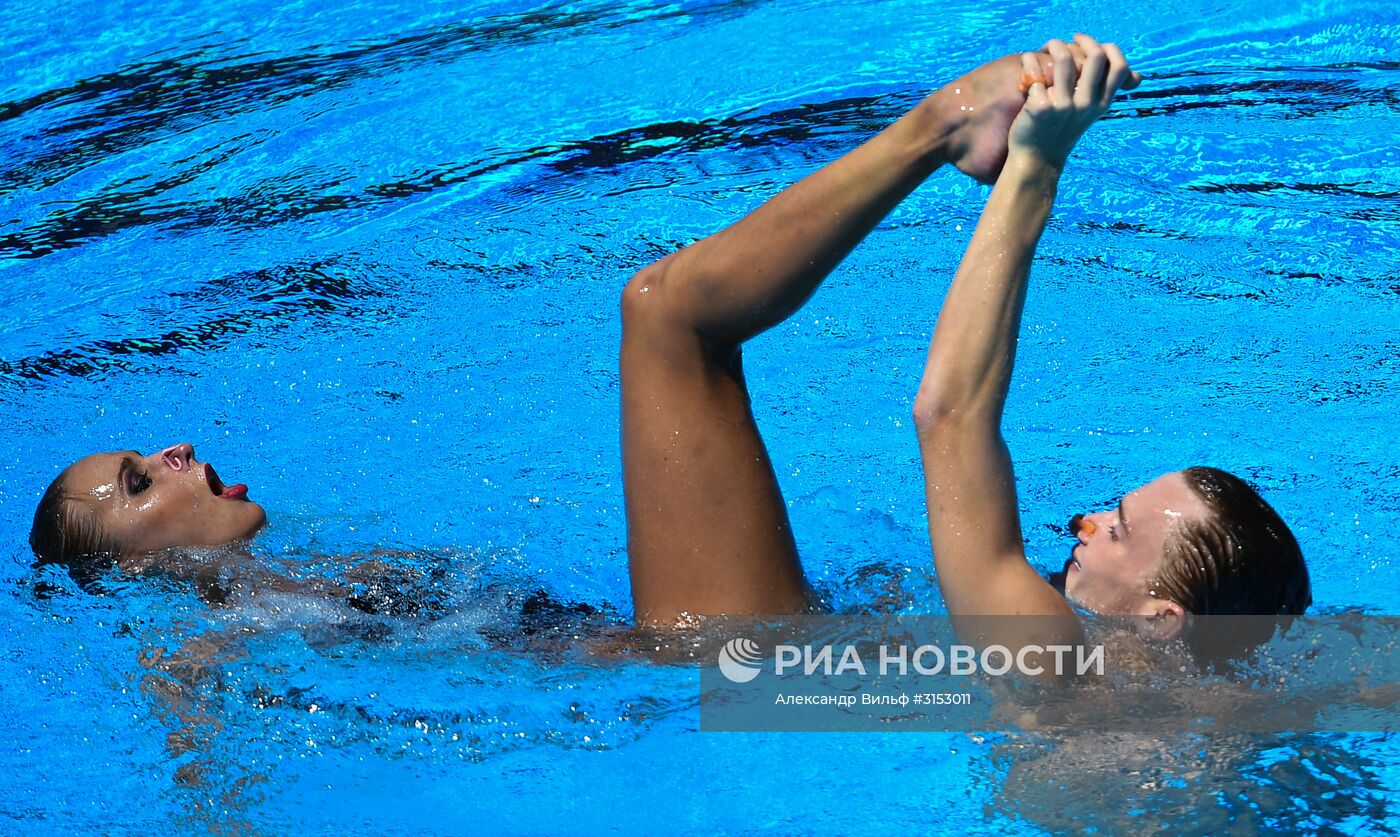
left=1002, top=151, right=1064, bottom=195
left=987, top=152, right=1061, bottom=223
left=1001, top=148, right=1066, bottom=186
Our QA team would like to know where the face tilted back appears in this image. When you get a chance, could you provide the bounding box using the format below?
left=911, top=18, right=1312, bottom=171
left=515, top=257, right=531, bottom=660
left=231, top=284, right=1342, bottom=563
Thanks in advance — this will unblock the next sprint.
left=34, top=444, right=266, bottom=574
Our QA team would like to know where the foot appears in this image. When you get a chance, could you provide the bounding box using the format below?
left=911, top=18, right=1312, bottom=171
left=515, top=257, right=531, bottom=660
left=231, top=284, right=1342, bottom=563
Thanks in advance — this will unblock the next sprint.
left=918, top=41, right=1140, bottom=184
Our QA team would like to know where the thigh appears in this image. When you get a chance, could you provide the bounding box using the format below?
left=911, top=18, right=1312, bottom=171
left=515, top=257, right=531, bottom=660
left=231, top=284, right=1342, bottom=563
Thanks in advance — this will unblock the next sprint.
left=621, top=316, right=812, bottom=626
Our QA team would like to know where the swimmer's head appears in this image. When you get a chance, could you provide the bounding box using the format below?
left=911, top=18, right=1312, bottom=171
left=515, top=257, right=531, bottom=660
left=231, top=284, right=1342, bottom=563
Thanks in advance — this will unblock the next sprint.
left=1063, top=467, right=1309, bottom=642
left=29, top=443, right=267, bottom=585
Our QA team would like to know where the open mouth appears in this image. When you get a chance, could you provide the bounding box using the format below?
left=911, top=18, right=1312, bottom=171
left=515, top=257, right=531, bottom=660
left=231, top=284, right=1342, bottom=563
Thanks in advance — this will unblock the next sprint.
left=204, top=462, right=250, bottom=501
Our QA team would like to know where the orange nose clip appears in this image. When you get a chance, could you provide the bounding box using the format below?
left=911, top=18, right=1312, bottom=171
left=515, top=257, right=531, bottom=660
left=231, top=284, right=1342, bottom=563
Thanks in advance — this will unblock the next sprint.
left=1079, top=519, right=1098, bottom=536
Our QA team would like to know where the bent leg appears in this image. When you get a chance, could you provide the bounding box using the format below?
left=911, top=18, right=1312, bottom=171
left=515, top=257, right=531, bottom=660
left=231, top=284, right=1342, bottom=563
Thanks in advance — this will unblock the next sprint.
left=622, top=52, right=1064, bottom=626
left=622, top=284, right=809, bottom=623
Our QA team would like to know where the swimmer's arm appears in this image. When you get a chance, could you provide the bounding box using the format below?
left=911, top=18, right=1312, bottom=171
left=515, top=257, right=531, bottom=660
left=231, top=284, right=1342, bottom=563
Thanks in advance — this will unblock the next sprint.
left=139, top=626, right=260, bottom=792
left=914, top=37, right=1130, bottom=629
left=912, top=156, right=1078, bottom=624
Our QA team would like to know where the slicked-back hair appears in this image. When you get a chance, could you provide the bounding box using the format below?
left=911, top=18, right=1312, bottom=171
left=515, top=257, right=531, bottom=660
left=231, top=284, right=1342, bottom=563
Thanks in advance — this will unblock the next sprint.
left=1154, top=466, right=1311, bottom=618
left=30, top=470, right=123, bottom=588
left=1153, top=466, right=1311, bottom=660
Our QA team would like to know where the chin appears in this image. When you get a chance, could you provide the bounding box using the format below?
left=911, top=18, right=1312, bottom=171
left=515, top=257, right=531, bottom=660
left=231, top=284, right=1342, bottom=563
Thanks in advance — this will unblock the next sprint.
left=1061, top=577, right=1092, bottom=611
left=221, top=503, right=268, bottom=542
left=245, top=502, right=269, bottom=534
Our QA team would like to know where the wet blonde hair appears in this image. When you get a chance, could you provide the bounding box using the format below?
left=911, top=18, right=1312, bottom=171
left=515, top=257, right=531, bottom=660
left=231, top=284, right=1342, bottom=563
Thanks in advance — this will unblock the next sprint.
left=30, top=470, right=124, bottom=587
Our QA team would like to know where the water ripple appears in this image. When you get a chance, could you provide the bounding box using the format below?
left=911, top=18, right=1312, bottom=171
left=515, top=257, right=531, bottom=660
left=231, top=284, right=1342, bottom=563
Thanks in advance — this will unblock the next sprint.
left=0, top=0, right=771, bottom=194
left=0, top=256, right=392, bottom=385
left=0, top=89, right=911, bottom=259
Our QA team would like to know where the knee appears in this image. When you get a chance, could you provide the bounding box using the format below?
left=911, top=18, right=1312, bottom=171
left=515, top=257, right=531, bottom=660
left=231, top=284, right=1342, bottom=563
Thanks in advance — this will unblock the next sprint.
left=620, top=257, right=740, bottom=368
left=620, top=256, right=679, bottom=331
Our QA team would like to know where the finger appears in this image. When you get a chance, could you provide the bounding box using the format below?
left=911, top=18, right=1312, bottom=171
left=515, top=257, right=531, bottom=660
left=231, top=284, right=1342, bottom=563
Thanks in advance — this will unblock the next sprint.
left=1099, top=42, right=1132, bottom=108
left=1053, top=36, right=1139, bottom=90
left=1020, top=51, right=1050, bottom=106
left=1072, top=33, right=1108, bottom=110
left=1028, top=51, right=1053, bottom=91
left=1041, top=41, right=1087, bottom=81
left=1064, top=42, right=1088, bottom=71
left=1046, top=39, right=1075, bottom=108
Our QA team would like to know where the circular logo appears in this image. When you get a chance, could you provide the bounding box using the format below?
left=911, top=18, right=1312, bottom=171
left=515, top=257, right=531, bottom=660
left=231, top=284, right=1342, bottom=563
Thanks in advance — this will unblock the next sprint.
left=717, top=637, right=763, bottom=683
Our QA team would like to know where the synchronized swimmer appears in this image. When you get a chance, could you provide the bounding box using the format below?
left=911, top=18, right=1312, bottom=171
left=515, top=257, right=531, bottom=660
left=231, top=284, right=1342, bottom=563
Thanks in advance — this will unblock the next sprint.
left=30, top=34, right=1309, bottom=662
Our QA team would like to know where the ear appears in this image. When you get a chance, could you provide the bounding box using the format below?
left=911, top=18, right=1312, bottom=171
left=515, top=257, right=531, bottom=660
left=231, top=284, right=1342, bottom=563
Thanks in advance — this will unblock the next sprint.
left=1132, top=598, right=1188, bottom=642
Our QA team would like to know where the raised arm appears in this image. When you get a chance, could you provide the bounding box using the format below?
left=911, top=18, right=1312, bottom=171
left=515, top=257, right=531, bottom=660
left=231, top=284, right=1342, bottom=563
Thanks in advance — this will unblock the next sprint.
left=913, top=36, right=1136, bottom=620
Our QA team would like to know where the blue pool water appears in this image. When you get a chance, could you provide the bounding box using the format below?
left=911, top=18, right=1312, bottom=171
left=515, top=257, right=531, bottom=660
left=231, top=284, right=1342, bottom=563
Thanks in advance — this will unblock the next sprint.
left=3, top=0, right=1398, bottom=831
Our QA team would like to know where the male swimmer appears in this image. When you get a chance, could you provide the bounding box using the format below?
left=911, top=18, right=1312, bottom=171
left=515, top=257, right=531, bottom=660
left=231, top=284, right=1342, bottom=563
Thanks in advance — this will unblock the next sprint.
left=618, top=34, right=1308, bottom=654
